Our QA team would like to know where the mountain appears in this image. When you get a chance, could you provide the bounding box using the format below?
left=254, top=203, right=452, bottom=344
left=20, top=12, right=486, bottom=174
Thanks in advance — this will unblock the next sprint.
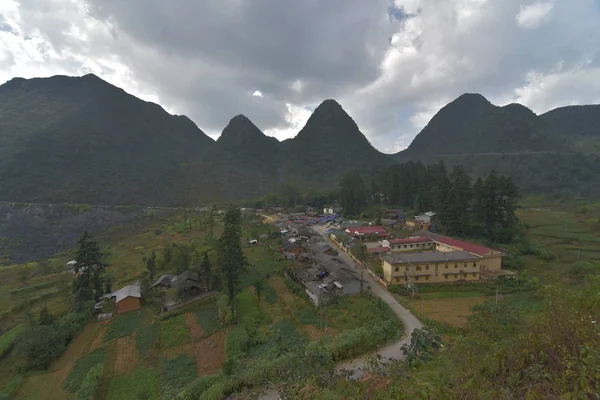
left=540, top=104, right=600, bottom=138
left=402, top=93, right=566, bottom=156
left=0, top=75, right=391, bottom=205
left=0, top=74, right=214, bottom=205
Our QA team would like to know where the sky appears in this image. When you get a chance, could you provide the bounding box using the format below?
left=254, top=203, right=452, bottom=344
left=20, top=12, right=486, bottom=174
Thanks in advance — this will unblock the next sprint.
left=1, top=0, right=599, bottom=153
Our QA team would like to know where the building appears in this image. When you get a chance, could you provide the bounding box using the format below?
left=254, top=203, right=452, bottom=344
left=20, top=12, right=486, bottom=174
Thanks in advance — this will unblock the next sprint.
left=292, top=263, right=364, bottom=306
left=281, top=242, right=307, bottom=256
left=345, top=226, right=388, bottom=241
left=416, top=211, right=436, bottom=223
left=150, top=274, right=175, bottom=290
left=367, top=246, right=391, bottom=256
left=111, top=284, right=142, bottom=314
left=421, top=232, right=503, bottom=273
left=324, top=207, right=343, bottom=215
left=380, top=237, right=434, bottom=252
left=170, top=271, right=203, bottom=290
left=382, top=251, right=480, bottom=285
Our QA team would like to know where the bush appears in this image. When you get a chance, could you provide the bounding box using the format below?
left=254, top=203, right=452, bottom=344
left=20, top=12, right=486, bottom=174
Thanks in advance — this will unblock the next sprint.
left=64, top=349, right=105, bottom=392
left=216, top=295, right=234, bottom=325
left=0, top=375, right=23, bottom=400
left=569, top=261, right=599, bottom=278
left=294, top=307, right=322, bottom=325
left=75, top=363, right=103, bottom=400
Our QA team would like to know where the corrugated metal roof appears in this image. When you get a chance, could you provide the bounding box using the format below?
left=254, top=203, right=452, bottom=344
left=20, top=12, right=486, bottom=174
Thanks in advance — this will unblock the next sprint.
left=114, top=284, right=142, bottom=303
left=383, top=251, right=478, bottom=265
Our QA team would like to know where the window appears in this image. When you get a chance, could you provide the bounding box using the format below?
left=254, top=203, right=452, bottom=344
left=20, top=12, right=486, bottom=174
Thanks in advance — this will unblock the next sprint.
left=395, top=277, right=400, bottom=282
left=472, top=273, right=477, bottom=277
left=464, top=263, right=467, bottom=268
left=454, top=264, right=458, bottom=269
left=416, top=266, right=421, bottom=271
left=445, top=263, right=448, bottom=269
left=425, top=265, right=429, bottom=270
left=410, top=244, right=413, bottom=248
left=415, top=276, right=420, bottom=281
left=425, top=276, right=430, bottom=280
left=394, top=267, right=399, bottom=272
left=473, top=262, right=476, bottom=267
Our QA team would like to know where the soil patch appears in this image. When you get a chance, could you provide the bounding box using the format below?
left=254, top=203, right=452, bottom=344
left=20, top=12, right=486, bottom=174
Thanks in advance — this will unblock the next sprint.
left=19, top=363, right=74, bottom=400
left=161, top=342, right=194, bottom=360
left=88, top=322, right=109, bottom=352
left=184, top=312, right=204, bottom=340
left=114, top=333, right=137, bottom=375
left=411, top=297, right=487, bottom=327
left=194, top=331, right=226, bottom=377
left=54, top=322, right=99, bottom=369
left=302, top=324, right=335, bottom=341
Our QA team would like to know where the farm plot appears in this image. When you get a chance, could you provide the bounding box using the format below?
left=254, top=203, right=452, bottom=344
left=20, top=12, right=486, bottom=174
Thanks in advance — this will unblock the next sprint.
left=162, top=354, right=197, bottom=389
left=114, top=333, right=137, bottom=375
left=19, top=364, right=74, bottom=400
left=54, top=322, right=100, bottom=369
left=408, top=295, right=488, bottom=327
left=104, top=312, right=143, bottom=342
left=160, top=314, right=191, bottom=349
left=88, top=322, right=109, bottom=353
left=193, top=303, right=221, bottom=336
left=184, top=312, right=204, bottom=340
left=107, top=367, right=159, bottom=400
left=63, top=348, right=105, bottom=393
left=193, top=332, right=226, bottom=377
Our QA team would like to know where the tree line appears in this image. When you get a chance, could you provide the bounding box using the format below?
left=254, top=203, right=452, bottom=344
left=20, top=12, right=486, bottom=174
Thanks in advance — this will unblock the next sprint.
left=340, top=161, right=520, bottom=242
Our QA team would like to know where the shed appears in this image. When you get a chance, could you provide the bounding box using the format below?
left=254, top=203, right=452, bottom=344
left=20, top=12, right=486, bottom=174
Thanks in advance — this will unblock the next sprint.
left=112, top=284, right=142, bottom=314
left=151, top=274, right=174, bottom=290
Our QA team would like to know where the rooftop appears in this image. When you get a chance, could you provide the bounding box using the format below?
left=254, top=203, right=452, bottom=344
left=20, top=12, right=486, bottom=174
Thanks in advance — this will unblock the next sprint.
left=368, top=246, right=391, bottom=253
left=345, top=225, right=388, bottom=236
left=383, top=250, right=478, bottom=265
left=387, top=237, right=432, bottom=245
left=113, top=284, right=142, bottom=303
left=422, top=231, right=499, bottom=256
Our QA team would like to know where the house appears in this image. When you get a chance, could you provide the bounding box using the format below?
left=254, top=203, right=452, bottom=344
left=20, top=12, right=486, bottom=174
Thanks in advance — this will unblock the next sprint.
left=151, top=274, right=175, bottom=290
left=66, top=260, right=77, bottom=272
left=368, top=246, right=391, bottom=256
left=380, top=219, right=400, bottom=229
left=281, top=242, right=307, bottom=256
left=415, top=211, right=436, bottom=224
left=345, top=226, right=388, bottom=241
left=382, top=251, right=480, bottom=285
left=170, top=271, right=203, bottom=290
left=110, top=284, right=142, bottom=314
left=385, top=209, right=406, bottom=220
left=249, top=239, right=259, bottom=245
left=291, top=263, right=364, bottom=306
left=380, top=237, right=434, bottom=252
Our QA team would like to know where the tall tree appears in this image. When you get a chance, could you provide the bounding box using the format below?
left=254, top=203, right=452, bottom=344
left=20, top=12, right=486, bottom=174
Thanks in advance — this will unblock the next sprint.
left=199, top=251, right=212, bottom=291
left=340, top=171, right=367, bottom=216
left=217, top=206, right=248, bottom=321
left=444, top=165, right=472, bottom=235
left=73, top=231, right=107, bottom=302
left=145, top=251, right=157, bottom=280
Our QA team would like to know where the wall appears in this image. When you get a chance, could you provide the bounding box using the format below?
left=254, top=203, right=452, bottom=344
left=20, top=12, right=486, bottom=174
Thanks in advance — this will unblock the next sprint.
left=117, top=296, right=141, bottom=314
left=384, top=258, right=482, bottom=285
left=480, top=254, right=502, bottom=272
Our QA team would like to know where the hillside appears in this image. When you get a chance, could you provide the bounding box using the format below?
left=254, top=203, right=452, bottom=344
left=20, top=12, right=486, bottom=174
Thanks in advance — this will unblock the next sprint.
left=0, top=74, right=215, bottom=206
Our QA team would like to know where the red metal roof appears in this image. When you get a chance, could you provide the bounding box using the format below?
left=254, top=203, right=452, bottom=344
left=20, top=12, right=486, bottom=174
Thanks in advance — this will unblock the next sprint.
left=388, top=237, right=432, bottom=245
left=430, top=234, right=497, bottom=256
left=345, top=226, right=388, bottom=236
left=368, top=246, right=390, bottom=253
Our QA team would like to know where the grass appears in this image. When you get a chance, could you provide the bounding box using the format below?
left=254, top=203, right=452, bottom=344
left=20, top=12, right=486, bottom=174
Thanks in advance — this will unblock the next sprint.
left=107, top=367, right=159, bottom=400
left=294, top=307, right=322, bottom=325
left=419, top=291, right=486, bottom=300
left=136, top=322, right=158, bottom=359
left=262, top=284, right=278, bottom=304
left=237, top=289, right=270, bottom=327
left=193, top=304, right=220, bottom=336
left=0, top=375, right=22, bottom=400
left=160, top=314, right=191, bottom=348
left=0, top=324, right=24, bottom=359
left=104, top=312, right=144, bottom=342
left=64, top=348, right=105, bottom=392
left=162, top=354, right=197, bottom=390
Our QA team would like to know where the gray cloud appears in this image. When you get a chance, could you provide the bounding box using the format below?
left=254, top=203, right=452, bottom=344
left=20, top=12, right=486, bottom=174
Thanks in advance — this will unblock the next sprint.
left=1, top=0, right=600, bottom=152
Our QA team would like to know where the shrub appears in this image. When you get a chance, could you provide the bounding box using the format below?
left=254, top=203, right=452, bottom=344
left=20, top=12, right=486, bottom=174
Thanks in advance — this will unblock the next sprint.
left=226, top=325, right=252, bottom=361
left=294, top=307, right=322, bottom=325
left=75, top=363, right=103, bottom=400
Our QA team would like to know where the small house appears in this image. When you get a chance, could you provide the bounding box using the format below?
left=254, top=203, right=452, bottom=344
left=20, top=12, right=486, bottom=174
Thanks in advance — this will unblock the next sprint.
left=281, top=242, right=306, bottom=256
left=170, top=271, right=203, bottom=291
left=111, top=284, right=142, bottom=314
left=151, top=274, right=174, bottom=290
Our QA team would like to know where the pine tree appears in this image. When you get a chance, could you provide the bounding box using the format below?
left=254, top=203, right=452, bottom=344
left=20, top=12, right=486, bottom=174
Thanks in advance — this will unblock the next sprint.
left=217, top=206, right=248, bottom=322
left=340, top=171, right=367, bottom=216
left=445, top=165, right=472, bottom=235
left=145, top=251, right=157, bottom=280
left=73, top=231, right=107, bottom=303
left=200, top=251, right=212, bottom=291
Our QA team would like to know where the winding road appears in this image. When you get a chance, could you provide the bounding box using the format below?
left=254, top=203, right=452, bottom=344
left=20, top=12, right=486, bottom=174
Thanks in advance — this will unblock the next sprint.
left=259, top=225, right=423, bottom=399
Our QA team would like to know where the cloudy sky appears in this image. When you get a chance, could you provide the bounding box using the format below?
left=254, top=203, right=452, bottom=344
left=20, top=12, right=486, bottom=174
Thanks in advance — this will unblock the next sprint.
left=1, top=0, right=599, bottom=153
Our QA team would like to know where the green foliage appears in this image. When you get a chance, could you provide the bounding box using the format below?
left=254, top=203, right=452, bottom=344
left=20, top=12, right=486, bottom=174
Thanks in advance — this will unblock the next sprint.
left=73, top=231, right=107, bottom=303
left=0, top=324, right=25, bottom=359
left=0, top=375, right=23, bottom=400
left=104, top=312, right=143, bottom=342
left=225, top=325, right=253, bottom=361
left=283, top=273, right=309, bottom=301
left=467, top=300, right=521, bottom=340
left=7, top=280, right=56, bottom=295
left=295, top=307, right=322, bottom=325
left=75, top=363, right=103, bottom=400
left=340, top=171, right=367, bottom=216
left=216, top=294, right=233, bottom=325
left=160, top=314, right=190, bottom=348
left=136, top=322, right=158, bottom=358
left=237, top=289, right=270, bottom=328
left=64, top=349, right=105, bottom=392
left=107, top=367, right=159, bottom=400
left=401, top=328, right=442, bottom=367
left=162, top=354, right=197, bottom=389
left=38, top=305, right=53, bottom=325
left=193, top=304, right=220, bottom=336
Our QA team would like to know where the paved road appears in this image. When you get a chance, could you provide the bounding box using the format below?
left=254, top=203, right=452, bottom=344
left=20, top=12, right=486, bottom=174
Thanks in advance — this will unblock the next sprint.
left=258, top=225, right=423, bottom=399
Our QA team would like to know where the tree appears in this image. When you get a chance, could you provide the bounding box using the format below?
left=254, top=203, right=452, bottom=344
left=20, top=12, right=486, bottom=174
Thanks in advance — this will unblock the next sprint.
left=104, top=277, right=112, bottom=295
left=340, top=171, right=367, bottom=216
left=73, top=231, right=107, bottom=303
left=254, top=279, right=264, bottom=302
left=443, top=165, right=472, bottom=235
left=145, top=251, right=157, bottom=280
left=199, top=251, right=212, bottom=291
left=39, top=305, right=53, bottom=325
left=351, top=244, right=368, bottom=263
left=217, top=206, right=248, bottom=321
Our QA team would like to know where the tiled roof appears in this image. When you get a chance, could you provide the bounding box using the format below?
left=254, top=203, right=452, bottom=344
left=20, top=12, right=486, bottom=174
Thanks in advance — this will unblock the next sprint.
left=345, top=226, right=388, bottom=236
left=383, top=250, right=478, bottom=265
left=425, top=232, right=498, bottom=256
left=368, top=246, right=391, bottom=253
left=387, top=237, right=432, bottom=245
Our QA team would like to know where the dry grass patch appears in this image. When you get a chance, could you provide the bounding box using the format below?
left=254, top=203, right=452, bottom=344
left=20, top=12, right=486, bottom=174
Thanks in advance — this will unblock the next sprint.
left=19, top=364, right=74, bottom=400
left=88, top=322, right=109, bottom=353
left=194, top=331, right=226, bottom=377
left=409, top=296, right=488, bottom=327
left=184, top=312, right=204, bottom=340
left=114, top=333, right=138, bottom=375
